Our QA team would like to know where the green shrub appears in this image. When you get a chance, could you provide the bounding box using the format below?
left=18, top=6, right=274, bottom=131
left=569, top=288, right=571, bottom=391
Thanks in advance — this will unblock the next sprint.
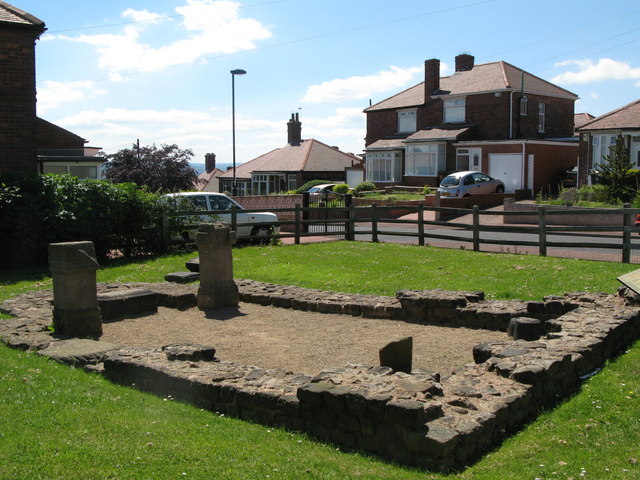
left=332, top=184, right=350, bottom=194
left=293, top=180, right=332, bottom=194
left=578, top=184, right=610, bottom=203
left=354, top=181, right=376, bottom=192
left=422, top=185, right=433, bottom=195
left=0, top=173, right=163, bottom=265
left=558, top=187, right=580, bottom=206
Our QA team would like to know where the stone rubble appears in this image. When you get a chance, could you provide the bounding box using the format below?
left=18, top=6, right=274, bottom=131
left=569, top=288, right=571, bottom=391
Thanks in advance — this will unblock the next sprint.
left=1, top=281, right=639, bottom=471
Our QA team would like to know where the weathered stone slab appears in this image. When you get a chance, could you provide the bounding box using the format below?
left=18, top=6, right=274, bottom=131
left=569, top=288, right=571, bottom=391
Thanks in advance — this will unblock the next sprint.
left=185, top=257, right=200, bottom=272
left=164, top=272, right=200, bottom=284
left=38, top=338, right=118, bottom=366
left=379, top=336, right=413, bottom=373
left=97, top=288, right=158, bottom=321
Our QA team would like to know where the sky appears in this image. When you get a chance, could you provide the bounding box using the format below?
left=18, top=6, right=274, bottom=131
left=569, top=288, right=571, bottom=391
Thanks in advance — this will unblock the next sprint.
left=12, top=0, right=640, bottom=166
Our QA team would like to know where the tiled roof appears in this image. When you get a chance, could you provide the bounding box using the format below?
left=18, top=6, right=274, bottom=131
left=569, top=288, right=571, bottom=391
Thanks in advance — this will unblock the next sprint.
left=218, top=139, right=361, bottom=179
left=366, top=139, right=407, bottom=150
left=0, top=1, right=45, bottom=28
left=404, top=127, right=470, bottom=141
left=365, top=60, right=578, bottom=112
left=574, top=113, right=596, bottom=129
left=576, top=99, right=640, bottom=131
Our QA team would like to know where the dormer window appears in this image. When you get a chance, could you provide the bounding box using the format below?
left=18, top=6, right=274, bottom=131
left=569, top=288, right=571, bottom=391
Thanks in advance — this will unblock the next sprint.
left=398, top=109, right=417, bottom=134
left=444, top=98, right=465, bottom=123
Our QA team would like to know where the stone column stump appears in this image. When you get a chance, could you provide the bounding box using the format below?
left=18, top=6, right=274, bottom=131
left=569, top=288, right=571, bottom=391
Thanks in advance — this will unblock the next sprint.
left=196, top=223, right=239, bottom=310
left=49, top=241, right=102, bottom=338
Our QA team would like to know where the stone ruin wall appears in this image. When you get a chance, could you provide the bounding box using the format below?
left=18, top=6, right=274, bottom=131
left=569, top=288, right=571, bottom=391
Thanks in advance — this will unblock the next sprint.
left=2, top=280, right=640, bottom=472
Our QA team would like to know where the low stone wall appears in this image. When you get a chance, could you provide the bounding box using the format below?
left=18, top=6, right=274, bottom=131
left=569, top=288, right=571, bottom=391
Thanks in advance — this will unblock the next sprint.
left=503, top=202, right=627, bottom=226
left=1, top=281, right=639, bottom=471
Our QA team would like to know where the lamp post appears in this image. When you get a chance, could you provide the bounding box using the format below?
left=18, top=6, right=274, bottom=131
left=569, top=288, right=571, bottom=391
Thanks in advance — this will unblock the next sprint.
left=230, top=68, right=246, bottom=196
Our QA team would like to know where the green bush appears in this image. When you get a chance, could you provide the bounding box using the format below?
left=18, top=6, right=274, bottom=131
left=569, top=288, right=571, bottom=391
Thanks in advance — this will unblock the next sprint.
left=293, top=180, right=332, bottom=194
left=422, top=185, right=433, bottom=195
left=354, top=181, right=376, bottom=192
left=0, top=173, right=163, bottom=265
left=578, top=184, right=610, bottom=203
left=332, top=183, right=350, bottom=194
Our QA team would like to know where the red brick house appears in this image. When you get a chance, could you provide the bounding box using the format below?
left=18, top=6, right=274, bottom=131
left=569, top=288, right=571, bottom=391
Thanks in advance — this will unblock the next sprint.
left=575, top=99, right=640, bottom=187
left=218, top=114, right=363, bottom=196
left=0, top=1, right=45, bottom=173
left=0, top=2, right=103, bottom=178
left=364, top=54, right=579, bottom=194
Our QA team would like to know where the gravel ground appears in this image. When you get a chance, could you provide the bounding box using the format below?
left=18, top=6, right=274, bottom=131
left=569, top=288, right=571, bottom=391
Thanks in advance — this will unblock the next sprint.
left=100, top=303, right=509, bottom=376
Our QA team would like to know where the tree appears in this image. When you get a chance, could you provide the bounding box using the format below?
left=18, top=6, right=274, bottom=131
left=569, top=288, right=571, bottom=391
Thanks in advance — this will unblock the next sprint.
left=104, top=143, right=199, bottom=193
left=596, top=139, right=635, bottom=203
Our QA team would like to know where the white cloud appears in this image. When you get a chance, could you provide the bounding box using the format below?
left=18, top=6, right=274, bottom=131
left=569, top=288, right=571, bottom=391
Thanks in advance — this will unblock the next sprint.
left=552, top=58, right=640, bottom=85
left=58, top=0, right=272, bottom=74
left=37, top=80, right=107, bottom=114
left=301, top=65, right=422, bottom=103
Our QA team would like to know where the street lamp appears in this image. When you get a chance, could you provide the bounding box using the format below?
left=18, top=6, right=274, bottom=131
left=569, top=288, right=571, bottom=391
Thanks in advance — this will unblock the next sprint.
left=230, top=68, right=246, bottom=196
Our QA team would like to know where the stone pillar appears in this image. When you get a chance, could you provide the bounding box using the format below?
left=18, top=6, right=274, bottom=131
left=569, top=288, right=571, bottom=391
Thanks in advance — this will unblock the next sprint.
left=196, top=223, right=239, bottom=310
left=49, top=241, right=102, bottom=338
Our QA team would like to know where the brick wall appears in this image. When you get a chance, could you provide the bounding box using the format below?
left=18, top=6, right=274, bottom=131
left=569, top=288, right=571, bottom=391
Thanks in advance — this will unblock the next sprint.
left=0, top=24, right=42, bottom=173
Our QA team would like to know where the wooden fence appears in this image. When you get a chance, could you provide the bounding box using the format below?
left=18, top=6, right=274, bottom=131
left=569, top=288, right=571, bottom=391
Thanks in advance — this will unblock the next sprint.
left=162, top=204, right=640, bottom=263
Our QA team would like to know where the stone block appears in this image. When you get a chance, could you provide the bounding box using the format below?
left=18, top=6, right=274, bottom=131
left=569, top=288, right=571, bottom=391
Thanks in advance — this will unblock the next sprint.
left=379, top=336, right=412, bottom=373
left=38, top=339, right=117, bottom=366
left=162, top=343, right=216, bottom=362
left=509, top=317, right=542, bottom=341
left=98, top=288, right=158, bottom=321
left=185, top=257, right=200, bottom=272
left=164, top=272, right=199, bottom=284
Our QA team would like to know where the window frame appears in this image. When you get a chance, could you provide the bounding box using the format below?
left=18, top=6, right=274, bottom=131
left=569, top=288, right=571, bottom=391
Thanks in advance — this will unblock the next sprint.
left=397, top=109, right=417, bottom=134
left=444, top=98, right=466, bottom=123
left=365, top=150, right=402, bottom=182
left=405, top=142, right=446, bottom=177
left=538, top=102, right=546, bottom=133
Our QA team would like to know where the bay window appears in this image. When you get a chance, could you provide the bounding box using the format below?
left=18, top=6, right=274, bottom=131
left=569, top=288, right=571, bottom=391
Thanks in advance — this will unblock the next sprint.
left=405, top=143, right=445, bottom=176
left=366, top=151, right=402, bottom=182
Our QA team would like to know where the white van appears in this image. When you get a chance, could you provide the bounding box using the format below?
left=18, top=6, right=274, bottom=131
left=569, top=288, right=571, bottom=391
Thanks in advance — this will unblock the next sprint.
left=163, top=192, right=279, bottom=241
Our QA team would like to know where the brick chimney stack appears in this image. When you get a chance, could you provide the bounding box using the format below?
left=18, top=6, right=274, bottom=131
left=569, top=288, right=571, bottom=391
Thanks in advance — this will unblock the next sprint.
left=455, top=54, right=474, bottom=72
left=204, top=153, right=216, bottom=173
left=424, top=59, right=440, bottom=99
left=287, top=113, right=302, bottom=146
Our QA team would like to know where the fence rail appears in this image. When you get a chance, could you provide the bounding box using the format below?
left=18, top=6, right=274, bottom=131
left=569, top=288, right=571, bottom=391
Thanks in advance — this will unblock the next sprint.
left=162, top=203, right=640, bottom=263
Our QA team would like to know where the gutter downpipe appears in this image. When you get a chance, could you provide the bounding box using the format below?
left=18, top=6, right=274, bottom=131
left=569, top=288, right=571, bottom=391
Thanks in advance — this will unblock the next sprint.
left=509, top=90, right=515, bottom=139
left=522, top=140, right=527, bottom=194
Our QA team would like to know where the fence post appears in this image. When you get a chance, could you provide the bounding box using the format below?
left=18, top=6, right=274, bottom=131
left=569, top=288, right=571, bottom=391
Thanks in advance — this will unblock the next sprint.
left=418, top=204, right=425, bottom=246
left=622, top=203, right=631, bottom=263
left=161, top=208, right=168, bottom=253
left=538, top=205, right=547, bottom=257
left=302, top=192, right=310, bottom=233
left=472, top=205, right=480, bottom=251
left=371, top=204, right=378, bottom=243
left=231, top=206, right=238, bottom=234
left=294, top=204, right=301, bottom=245
left=346, top=198, right=355, bottom=241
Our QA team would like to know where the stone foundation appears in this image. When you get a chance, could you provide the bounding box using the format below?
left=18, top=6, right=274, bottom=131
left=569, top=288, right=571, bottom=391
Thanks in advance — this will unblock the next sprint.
left=1, top=281, right=639, bottom=471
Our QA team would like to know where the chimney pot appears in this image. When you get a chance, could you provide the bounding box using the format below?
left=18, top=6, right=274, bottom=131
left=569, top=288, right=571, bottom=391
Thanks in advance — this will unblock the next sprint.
left=287, top=113, right=302, bottom=146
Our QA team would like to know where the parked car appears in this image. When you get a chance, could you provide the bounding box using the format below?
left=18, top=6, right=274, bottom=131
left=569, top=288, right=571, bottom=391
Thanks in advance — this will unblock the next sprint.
left=162, top=192, right=279, bottom=241
left=306, top=183, right=337, bottom=196
left=437, top=171, right=505, bottom=198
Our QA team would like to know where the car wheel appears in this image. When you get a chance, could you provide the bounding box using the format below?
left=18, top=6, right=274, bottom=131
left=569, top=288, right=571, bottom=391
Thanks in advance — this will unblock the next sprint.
left=251, top=226, right=273, bottom=244
left=463, top=194, right=471, bottom=198
left=495, top=185, right=505, bottom=193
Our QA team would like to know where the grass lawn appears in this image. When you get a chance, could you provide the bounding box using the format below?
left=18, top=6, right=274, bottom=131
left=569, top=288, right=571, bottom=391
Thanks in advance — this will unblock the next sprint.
left=1, top=242, right=639, bottom=478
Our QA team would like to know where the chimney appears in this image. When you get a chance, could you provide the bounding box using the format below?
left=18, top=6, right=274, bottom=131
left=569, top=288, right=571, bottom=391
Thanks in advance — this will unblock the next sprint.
left=204, top=153, right=216, bottom=173
left=424, top=59, right=440, bottom=99
left=455, top=53, right=474, bottom=72
left=287, top=113, right=302, bottom=146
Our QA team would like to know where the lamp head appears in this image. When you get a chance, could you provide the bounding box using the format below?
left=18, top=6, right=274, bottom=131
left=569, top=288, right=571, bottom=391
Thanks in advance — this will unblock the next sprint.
left=230, top=69, right=247, bottom=76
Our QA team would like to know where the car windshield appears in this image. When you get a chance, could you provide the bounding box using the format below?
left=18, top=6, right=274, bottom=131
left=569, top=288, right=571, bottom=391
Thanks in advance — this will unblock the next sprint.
left=440, top=175, right=460, bottom=187
left=307, top=186, right=321, bottom=193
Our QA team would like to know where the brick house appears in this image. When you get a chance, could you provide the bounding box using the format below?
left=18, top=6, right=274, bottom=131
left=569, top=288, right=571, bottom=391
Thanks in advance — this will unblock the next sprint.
left=1, top=1, right=102, bottom=178
left=364, top=54, right=579, bottom=194
left=575, top=99, right=640, bottom=187
left=218, top=113, right=363, bottom=196
left=0, top=1, right=45, bottom=173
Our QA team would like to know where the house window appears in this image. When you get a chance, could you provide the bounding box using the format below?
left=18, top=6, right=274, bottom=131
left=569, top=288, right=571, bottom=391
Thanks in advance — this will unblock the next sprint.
left=366, top=151, right=402, bottom=182
left=456, top=148, right=481, bottom=171
left=405, top=143, right=445, bottom=176
left=592, top=135, right=618, bottom=167
left=444, top=98, right=465, bottom=123
left=538, top=103, right=546, bottom=133
left=519, top=96, right=528, bottom=116
left=397, top=110, right=416, bottom=134
left=251, top=173, right=285, bottom=195
left=287, top=175, right=297, bottom=190
left=631, top=136, right=640, bottom=167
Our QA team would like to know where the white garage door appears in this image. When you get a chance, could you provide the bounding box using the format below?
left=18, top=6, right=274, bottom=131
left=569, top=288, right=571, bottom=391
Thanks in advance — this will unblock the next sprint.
left=489, top=154, right=523, bottom=193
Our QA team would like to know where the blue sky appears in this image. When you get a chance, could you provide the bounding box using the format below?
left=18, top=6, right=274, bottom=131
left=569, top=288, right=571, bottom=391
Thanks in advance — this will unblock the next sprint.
left=13, top=0, right=640, bottom=165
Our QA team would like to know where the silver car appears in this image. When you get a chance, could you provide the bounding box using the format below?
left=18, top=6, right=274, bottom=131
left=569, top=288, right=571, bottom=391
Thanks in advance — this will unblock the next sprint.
left=437, top=171, right=505, bottom=198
